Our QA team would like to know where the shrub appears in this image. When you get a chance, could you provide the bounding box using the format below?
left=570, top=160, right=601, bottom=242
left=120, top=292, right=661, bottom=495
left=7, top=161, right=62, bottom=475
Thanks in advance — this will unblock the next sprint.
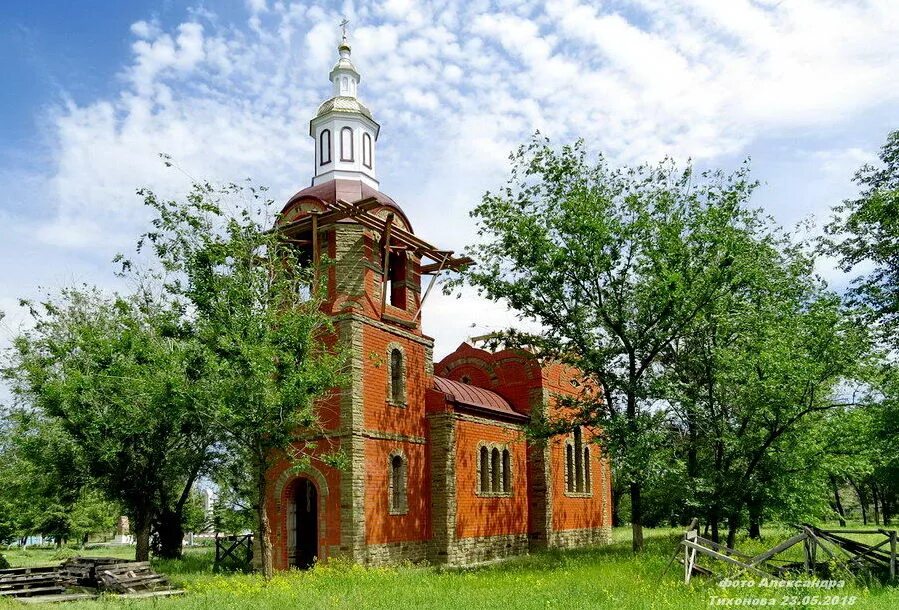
left=0, top=554, right=9, bottom=569
left=50, top=547, right=80, bottom=561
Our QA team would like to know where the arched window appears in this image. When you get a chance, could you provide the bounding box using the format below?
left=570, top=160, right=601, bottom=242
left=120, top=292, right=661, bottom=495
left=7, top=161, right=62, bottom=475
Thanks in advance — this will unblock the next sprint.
left=341, top=76, right=348, bottom=93
left=584, top=446, right=591, bottom=493
left=319, top=129, right=331, bottom=165
left=491, top=448, right=501, bottom=493
left=566, top=444, right=574, bottom=493
left=574, top=427, right=584, bottom=493
left=389, top=348, right=404, bottom=405
left=340, top=127, right=354, bottom=161
left=502, top=449, right=511, bottom=493
left=479, top=446, right=489, bottom=493
left=362, top=132, right=372, bottom=168
left=389, top=453, right=407, bottom=515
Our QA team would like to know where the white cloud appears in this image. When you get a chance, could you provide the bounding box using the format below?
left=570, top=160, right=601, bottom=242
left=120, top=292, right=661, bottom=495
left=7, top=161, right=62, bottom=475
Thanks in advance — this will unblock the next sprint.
left=2, top=0, right=898, bottom=357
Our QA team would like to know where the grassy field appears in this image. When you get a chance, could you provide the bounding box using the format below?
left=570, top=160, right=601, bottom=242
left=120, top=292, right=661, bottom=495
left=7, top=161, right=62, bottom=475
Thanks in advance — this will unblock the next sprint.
left=2, top=527, right=897, bottom=609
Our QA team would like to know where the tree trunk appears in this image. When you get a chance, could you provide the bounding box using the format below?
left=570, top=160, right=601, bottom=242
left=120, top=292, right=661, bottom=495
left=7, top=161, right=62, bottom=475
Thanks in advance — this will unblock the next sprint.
left=872, top=483, right=882, bottom=526
left=630, top=481, right=644, bottom=552
left=850, top=480, right=868, bottom=525
left=882, top=491, right=893, bottom=526
left=133, top=510, right=152, bottom=562
left=256, top=457, right=274, bottom=579
left=709, top=506, right=720, bottom=544
left=153, top=465, right=201, bottom=560
left=626, top=386, right=643, bottom=553
left=611, top=485, right=622, bottom=527
left=154, top=509, right=185, bottom=559
left=727, top=511, right=740, bottom=552
left=830, top=476, right=846, bottom=527
left=748, top=501, right=762, bottom=540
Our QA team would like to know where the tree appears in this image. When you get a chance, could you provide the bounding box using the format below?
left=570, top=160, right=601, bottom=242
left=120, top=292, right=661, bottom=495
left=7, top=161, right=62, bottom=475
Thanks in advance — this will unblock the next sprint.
left=3, top=288, right=213, bottom=560
left=661, top=229, right=869, bottom=545
left=136, top=179, right=345, bottom=578
left=0, top=404, right=89, bottom=546
left=461, top=136, right=757, bottom=551
left=69, top=488, right=120, bottom=545
left=823, top=129, right=899, bottom=347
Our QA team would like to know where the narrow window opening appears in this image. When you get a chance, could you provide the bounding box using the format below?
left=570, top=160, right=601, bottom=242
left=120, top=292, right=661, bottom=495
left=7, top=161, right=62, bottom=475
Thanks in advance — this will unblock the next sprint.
left=340, top=127, right=354, bottom=161
left=390, top=454, right=406, bottom=513
left=389, top=348, right=404, bottom=404
left=479, top=446, right=489, bottom=493
left=574, top=427, right=584, bottom=493
left=584, top=447, right=591, bottom=493
left=490, top=448, right=501, bottom=493
left=319, top=129, right=331, bottom=165
left=502, top=449, right=511, bottom=493
left=566, top=444, right=574, bottom=493
left=363, top=133, right=372, bottom=168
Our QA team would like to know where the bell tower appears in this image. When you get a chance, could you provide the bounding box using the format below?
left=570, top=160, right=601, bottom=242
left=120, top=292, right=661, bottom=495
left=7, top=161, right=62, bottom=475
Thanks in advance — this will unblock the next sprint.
left=309, top=22, right=380, bottom=189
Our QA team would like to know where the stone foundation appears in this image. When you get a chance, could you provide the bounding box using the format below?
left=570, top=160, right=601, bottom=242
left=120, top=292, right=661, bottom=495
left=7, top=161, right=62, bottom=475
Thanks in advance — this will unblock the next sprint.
left=365, top=540, right=432, bottom=565
left=444, top=533, right=529, bottom=566
left=548, top=526, right=612, bottom=549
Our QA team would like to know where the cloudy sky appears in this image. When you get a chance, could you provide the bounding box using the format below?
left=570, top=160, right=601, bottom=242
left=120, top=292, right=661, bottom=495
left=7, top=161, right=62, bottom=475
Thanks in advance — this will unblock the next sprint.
left=1, top=0, right=898, bottom=361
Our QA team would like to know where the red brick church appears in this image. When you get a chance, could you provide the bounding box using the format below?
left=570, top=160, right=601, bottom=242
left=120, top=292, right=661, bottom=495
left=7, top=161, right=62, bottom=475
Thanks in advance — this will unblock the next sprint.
left=263, top=28, right=612, bottom=569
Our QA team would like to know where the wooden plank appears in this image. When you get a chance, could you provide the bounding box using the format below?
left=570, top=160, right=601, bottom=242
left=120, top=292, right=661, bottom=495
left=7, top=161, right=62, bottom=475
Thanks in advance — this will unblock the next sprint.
left=816, top=529, right=893, bottom=563
left=677, top=557, right=714, bottom=576
left=0, top=567, right=58, bottom=577
left=0, top=586, right=65, bottom=597
left=117, top=589, right=185, bottom=599
left=413, top=253, right=449, bottom=320
left=420, top=256, right=473, bottom=274
left=95, top=562, right=151, bottom=571
left=682, top=540, right=772, bottom=579
left=18, top=593, right=98, bottom=604
left=746, top=533, right=809, bottom=567
left=276, top=197, right=381, bottom=234
left=694, top=536, right=755, bottom=560
left=327, top=201, right=456, bottom=264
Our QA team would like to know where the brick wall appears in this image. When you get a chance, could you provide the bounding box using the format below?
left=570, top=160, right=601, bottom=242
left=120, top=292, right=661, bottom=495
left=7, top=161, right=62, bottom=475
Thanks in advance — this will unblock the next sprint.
left=454, top=418, right=529, bottom=540
left=364, top=439, right=430, bottom=545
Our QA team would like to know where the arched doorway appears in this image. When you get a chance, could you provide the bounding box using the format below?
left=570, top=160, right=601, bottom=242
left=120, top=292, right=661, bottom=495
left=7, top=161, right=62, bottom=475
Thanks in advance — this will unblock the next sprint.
left=288, top=478, right=318, bottom=569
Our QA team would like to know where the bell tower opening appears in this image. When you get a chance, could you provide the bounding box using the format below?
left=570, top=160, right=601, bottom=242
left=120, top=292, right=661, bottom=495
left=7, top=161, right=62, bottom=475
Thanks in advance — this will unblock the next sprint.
left=387, top=250, right=407, bottom=309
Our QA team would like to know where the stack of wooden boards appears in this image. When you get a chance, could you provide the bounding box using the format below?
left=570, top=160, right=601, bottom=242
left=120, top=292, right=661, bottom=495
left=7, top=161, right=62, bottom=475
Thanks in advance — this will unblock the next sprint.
left=0, top=557, right=183, bottom=603
left=0, top=566, right=67, bottom=599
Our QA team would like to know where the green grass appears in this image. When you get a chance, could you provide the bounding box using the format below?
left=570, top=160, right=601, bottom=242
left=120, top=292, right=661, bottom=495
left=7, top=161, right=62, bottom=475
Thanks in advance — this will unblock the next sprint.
left=2, top=528, right=897, bottom=609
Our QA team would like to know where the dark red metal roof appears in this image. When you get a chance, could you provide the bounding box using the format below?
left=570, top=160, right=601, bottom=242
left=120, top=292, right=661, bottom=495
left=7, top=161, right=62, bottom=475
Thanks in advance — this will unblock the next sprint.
left=433, top=376, right=527, bottom=421
left=282, top=179, right=412, bottom=232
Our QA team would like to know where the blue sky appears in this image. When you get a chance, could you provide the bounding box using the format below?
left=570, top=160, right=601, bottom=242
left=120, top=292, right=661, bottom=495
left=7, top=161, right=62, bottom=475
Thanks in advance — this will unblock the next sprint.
left=1, top=0, right=898, bottom=360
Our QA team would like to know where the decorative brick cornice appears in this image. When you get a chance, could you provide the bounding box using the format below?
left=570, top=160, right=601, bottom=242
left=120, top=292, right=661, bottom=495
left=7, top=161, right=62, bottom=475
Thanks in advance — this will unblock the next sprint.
left=333, top=312, right=435, bottom=347
left=364, top=429, right=426, bottom=444
left=456, top=412, right=526, bottom=431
